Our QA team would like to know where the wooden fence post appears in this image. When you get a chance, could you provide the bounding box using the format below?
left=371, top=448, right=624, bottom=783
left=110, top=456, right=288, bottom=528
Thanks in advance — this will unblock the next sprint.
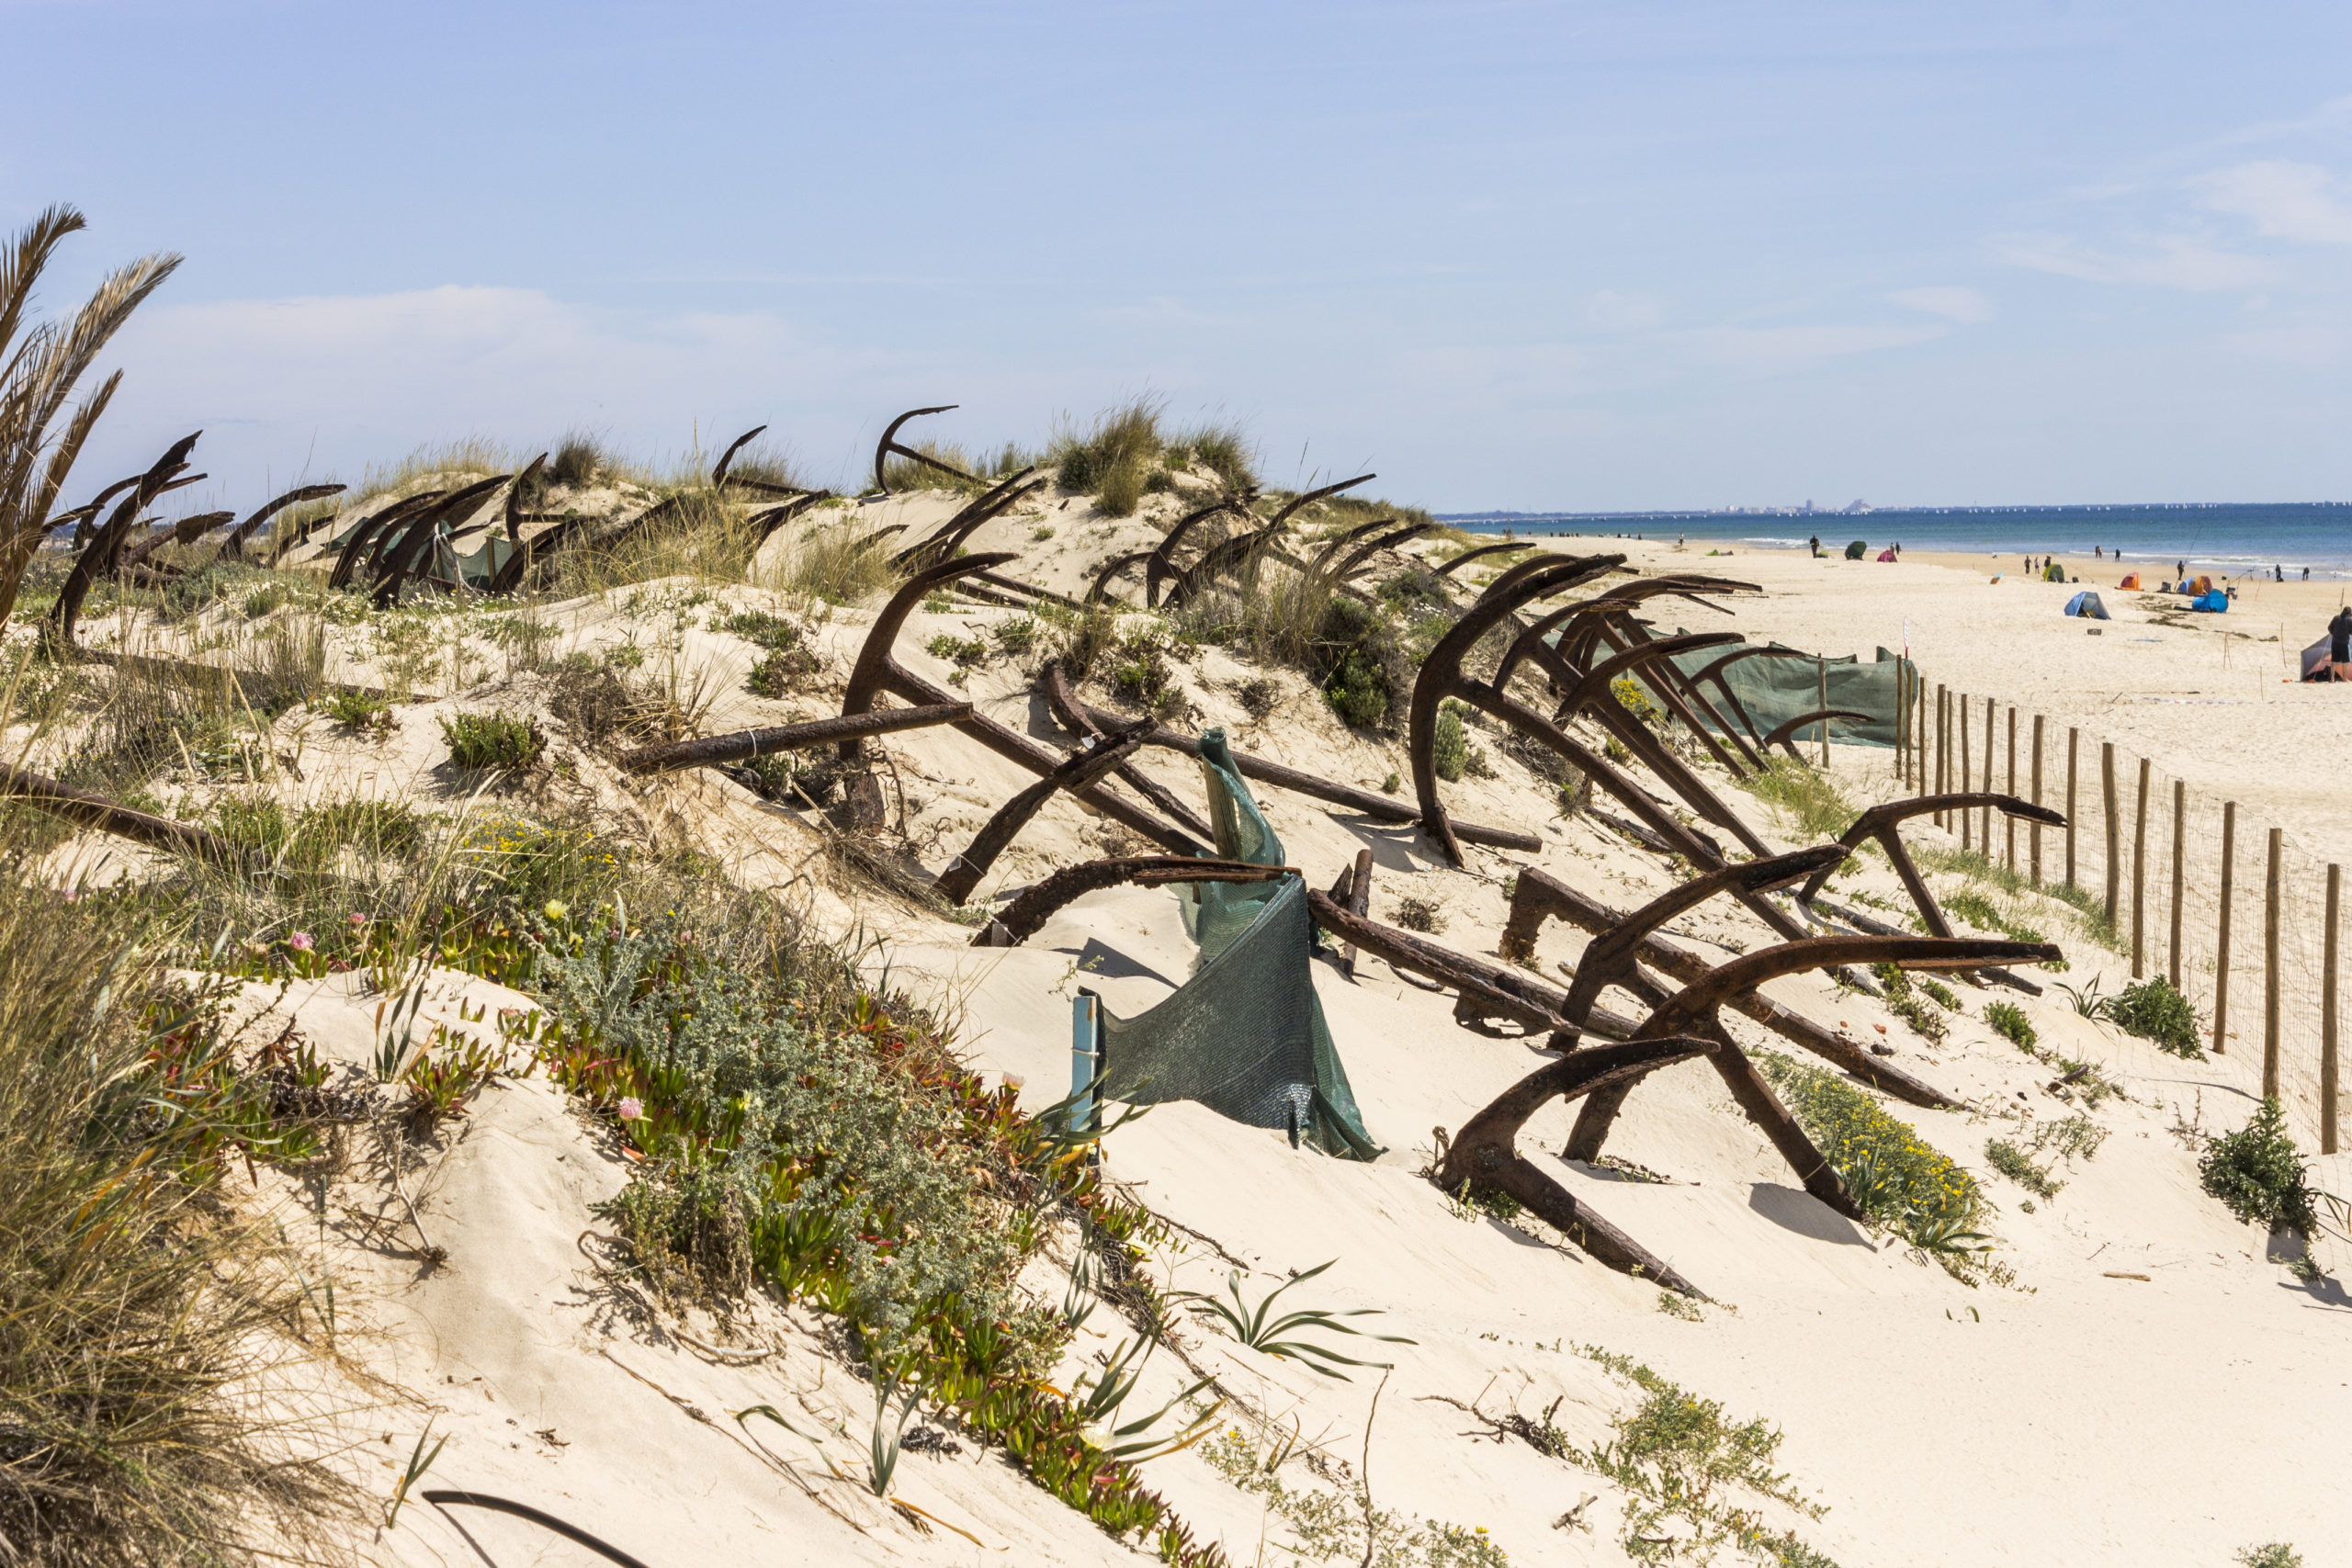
left=2102, top=743, right=2120, bottom=929
left=1935, top=685, right=1948, bottom=825
left=2005, top=707, right=2018, bottom=872
left=2325, top=863, right=2341, bottom=1156
left=2132, top=757, right=2150, bottom=980
left=2265, top=828, right=2283, bottom=1102
left=1895, top=665, right=1908, bottom=784
left=2169, top=779, right=2186, bottom=991
left=2065, top=728, right=2079, bottom=889
left=2030, top=714, right=2045, bottom=886
left=2216, top=801, right=2235, bottom=1055
left=1982, top=697, right=1996, bottom=851
left=1960, top=697, right=1973, bottom=852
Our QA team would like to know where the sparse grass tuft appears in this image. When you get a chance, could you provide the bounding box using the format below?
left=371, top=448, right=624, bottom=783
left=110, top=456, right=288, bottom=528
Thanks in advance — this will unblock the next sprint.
left=1052, top=398, right=1165, bottom=516
left=1984, top=1138, right=2060, bottom=1198
left=547, top=431, right=613, bottom=489
left=1579, top=1346, right=1834, bottom=1566
left=1984, top=1000, right=2036, bottom=1050
left=1394, top=896, right=1444, bottom=934
left=765, top=516, right=902, bottom=608
left=1738, top=757, right=1854, bottom=840
left=0, top=845, right=354, bottom=1563
left=441, top=709, right=544, bottom=772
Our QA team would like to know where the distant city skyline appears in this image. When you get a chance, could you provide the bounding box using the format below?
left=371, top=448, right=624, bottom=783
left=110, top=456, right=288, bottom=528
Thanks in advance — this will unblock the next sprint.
left=8, top=2, right=2352, bottom=516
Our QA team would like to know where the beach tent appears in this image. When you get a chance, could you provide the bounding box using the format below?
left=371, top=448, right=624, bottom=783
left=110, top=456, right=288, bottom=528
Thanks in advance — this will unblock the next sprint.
left=1876, top=549, right=1896, bottom=562
left=2119, top=572, right=2140, bottom=590
left=2064, top=591, right=2111, bottom=620
left=2188, top=574, right=2214, bottom=595
left=2301, top=637, right=2336, bottom=680
left=2191, top=590, right=2229, bottom=613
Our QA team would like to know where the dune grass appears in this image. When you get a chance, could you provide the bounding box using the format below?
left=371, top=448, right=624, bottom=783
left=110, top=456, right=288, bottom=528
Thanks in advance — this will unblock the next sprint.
left=1051, top=398, right=1166, bottom=516
left=762, top=512, right=904, bottom=608
left=0, top=842, right=353, bottom=1564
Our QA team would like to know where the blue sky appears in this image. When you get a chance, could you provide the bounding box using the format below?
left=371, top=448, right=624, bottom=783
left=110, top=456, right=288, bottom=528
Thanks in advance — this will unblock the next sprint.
left=7, top=0, right=2352, bottom=513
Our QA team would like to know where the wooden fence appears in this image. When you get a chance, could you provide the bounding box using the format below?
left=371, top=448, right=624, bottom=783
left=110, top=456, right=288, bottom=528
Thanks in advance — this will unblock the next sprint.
left=1891, top=676, right=2343, bottom=1152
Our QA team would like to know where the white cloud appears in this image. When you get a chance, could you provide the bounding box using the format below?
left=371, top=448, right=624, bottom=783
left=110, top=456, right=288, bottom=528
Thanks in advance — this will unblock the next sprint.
left=2198, top=161, right=2352, bottom=245
left=1990, top=232, right=2273, bottom=291
left=1887, top=287, right=1996, bottom=323
left=1585, top=289, right=1665, bottom=330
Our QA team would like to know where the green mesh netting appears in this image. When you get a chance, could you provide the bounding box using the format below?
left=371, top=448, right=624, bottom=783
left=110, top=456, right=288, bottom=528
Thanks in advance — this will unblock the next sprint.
left=1091, top=728, right=1380, bottom=1160
left=1656, top=640, right=1917, bottom=750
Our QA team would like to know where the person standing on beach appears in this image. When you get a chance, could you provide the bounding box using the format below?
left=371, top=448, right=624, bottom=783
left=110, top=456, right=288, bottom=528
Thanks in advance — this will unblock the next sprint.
left=2330, top=606, right=2352, bottom=681
left=1808, top=534, right=1820, bottom=558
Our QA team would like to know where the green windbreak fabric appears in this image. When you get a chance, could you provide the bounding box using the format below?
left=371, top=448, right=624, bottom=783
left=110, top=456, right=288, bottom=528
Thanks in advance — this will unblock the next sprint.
left=1655, top=640, right=1917, bottom=750
left=1093, top=728, right=1381, bottom=1159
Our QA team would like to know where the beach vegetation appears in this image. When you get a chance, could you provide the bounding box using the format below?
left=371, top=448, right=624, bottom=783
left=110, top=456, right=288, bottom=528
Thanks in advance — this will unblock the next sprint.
left=1870, top=963, right=1948, bottom=1041
left=546, top=430, right=614, bottom=489
left=1758, top=1052, right=1988, bottom=1268
left=1984, top=1138, right=2060, bottom=1198
left=1395, top=895, right=1444, bottom=933
left=440, top=708, right=543, bottom=772
left=1738, top=757, right=1856, bottom=840
left=2107, top=976, right=2202, bottom=1057
left=766, top=515, right=902, bottom=607
left=1052, top=398, right=1165, bottom=515
left=1579, top=1346, right=1836, bottom=1567
left=1433, top=699, right=1469, bottom=781
left=1984, top=1000, right=2036, bottom=1049
left=1198, top=1421, right=1510, bottom=1566
left=2237, top=1544, right=2302, bottom=1568
left=0, top=836, right=356, bottom=1564
left=2199, top=1098, right=2321, bottom=1240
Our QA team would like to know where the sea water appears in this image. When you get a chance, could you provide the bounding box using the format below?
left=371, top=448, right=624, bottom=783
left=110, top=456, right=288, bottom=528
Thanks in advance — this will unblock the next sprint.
left=1445, top=501, right=2352, bottom=580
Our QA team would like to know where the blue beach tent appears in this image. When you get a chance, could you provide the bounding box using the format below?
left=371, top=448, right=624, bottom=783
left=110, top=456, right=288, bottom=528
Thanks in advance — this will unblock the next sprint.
left=2064, top=591, right=2111, bottom=620
left=2190, top=590, right=2229, bottom=614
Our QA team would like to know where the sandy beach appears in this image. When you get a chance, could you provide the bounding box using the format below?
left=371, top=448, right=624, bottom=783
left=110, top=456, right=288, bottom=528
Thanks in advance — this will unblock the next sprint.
left=1506, top=535, right=2352, bottom=866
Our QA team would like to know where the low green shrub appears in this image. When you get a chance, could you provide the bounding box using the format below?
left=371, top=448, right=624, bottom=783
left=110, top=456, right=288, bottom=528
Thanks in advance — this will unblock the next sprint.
left=1432, top=701, right=1469, bottom=783
left=925, top=632, right=988, bottom=667
left=1984, top=1000, right=2036, bottom=1050
left=440, top=710, right=543, bottom=772
left=1759, top=1054, right=1984, bottom=1253
left=1984, top=1138, right=2060, bottom=1198
left=2107, top=976, right=2202, bottom=1057
left=1870, top=963, right=1948, bottom=1042
left=2200, top=1098, right=2320, bottom=1239
left=322, top=687, right=394, bottom=734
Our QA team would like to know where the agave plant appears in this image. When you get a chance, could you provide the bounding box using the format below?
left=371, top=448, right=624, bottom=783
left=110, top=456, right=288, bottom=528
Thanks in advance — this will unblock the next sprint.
left=1171, top=1258, right=1416, bottom=1380
left=0, top=205, right=180, bottom=627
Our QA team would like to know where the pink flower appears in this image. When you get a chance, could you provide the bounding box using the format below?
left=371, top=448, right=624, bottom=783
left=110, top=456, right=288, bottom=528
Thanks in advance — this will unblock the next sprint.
left=347, top=912, right=369, bottom=927
left=616, top=1098, right=644, bottom=1122
left=288, top=931, right=314, bottom=952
